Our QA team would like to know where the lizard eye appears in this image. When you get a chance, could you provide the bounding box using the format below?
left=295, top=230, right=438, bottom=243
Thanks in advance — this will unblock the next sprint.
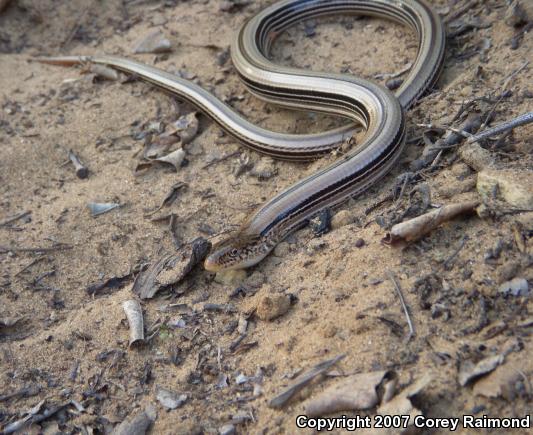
left=230, top=248, right=239, bottom=256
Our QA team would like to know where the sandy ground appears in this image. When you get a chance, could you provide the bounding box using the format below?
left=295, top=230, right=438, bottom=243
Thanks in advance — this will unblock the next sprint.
left=1, top=0, right=532, bottom=434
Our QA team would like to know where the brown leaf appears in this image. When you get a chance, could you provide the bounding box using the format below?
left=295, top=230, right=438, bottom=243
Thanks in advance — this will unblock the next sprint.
left=132, top=237, right=211, bottom=299
left=458, top=354, right=504, bottom=386
left=169, top=112, right=199, bottom=145
left=133, top=30, right=172, bottom=54
left=304, top=370, right=396, bottom=417
left=473, top=363, right=522, bottom=398
left=377, top=374, right=432, bottom=433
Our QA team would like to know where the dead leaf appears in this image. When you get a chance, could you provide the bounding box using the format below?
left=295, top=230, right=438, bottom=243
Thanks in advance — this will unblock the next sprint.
left=473, top=363, right=522, bottom=398
left=458, top=354, right=504, bottom=386
left=377, top=374, right=432, bottom=433
left=113, top=404, right=157, bottom=435
left=304, top=370, right=396, bottom=416
left=0, top=316, right=24, bottom=328
left=155, top=387, right=187, bottom=410
left=132, top=237, right=211, bottom=299
left=136, top=149, right=186, bottom=173
left=168, top=112, right=199, bottom=145
left=143, top=136, right=177, bottom=159
left=154, top=148, right=186, bottom=171
left=88, top=202, right=120, bottom=217
left=269, top=354, right=346, bottom=409
left=133, top=31, right=172, bottom=54
left=123, top=300, right=144, bottom=347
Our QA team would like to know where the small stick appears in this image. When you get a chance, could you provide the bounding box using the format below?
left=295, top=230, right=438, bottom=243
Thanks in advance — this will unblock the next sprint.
left=168, top=214, right=182, bottom=249
left=68, top=149, right=89, bottom=179
left=384, top=200, right=479, bottom=243
left=443, top=236, right=467, bottom=269
left=269, top=354, right=346, bottom=409
left=0, top=244, right=72, bottom=254
left=444, top=0, right=479, bottom=24
left=0, top=211, right=31, bottom=227
left=502, top=60, right=529, bottom=91
left=466, top=112, right=533, bottom=144
left=14, top=256, right=46, bottom=277
left=386, top=271, right=415, bottom=342
left=202, top=150, right=240, bottom=169
left=62, top=6, right=89, bottom=48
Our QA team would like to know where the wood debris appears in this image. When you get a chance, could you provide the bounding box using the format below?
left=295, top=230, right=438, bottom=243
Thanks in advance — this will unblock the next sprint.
left=385, top=201, right=480, bottom=244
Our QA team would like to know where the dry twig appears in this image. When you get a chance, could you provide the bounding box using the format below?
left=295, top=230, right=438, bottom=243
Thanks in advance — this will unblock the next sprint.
left=467, top=112, right=533, bottom=144
left=384, top=201, right=479, bottom=244
left=269, top=354, right=345, bottom=409
left=386, top=271, right=415, bottom=342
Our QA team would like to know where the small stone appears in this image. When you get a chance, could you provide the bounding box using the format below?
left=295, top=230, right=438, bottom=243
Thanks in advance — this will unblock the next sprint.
left=459, top=143, right=494, bottom=172
left=331, top=210, right=354, bottom=229
left=235, top=373, right=250, bottom=384
left=307, top=238, right=327, bottom=254
left=322, top=324, right=337, bottom=338
left=219, top=424, right=235, bottom=435
left=477, top=169, right=533, bottom=209
left=250, top=157, right=277, bottom=180
left=512, top=139, right=533, bottom=154
left=245, top=271, right=266, bottom=289
left=309, top=208, right=331, bottom=236
left=499, top=278, right=529, bottom=297
left=504, top=0, right=532, bottom=27
left=450, top=162, right=472, bottom=178
left=460, top=85, right=473, bottom=97
left=256, top=292, right=291, bottom=321
left=304, top=22, right=316, bottom=37
left=497, top=260, right=521, bottom=284
left=274, top=242, right=290, bottom=257
left=354, top=238, right=365, bottom=248
left=216, top=48, right=230, bottom=66
left=156, top=387, right=187, bottom=410
left=253, top=384, right=263, bottom=396
left=385, top=78, right=403, bottom=91
left=133, top=30, right=172, bottom=54
left=214, top=269, right=247, bottom=286
left=436, top=177, right=476, bottom=199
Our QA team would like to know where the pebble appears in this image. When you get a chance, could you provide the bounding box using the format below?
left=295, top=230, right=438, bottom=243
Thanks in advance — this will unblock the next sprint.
left=331, top=210, right=354, bottom=229
left=450, top=162, right=472, bottom=179
left=256, top=292, right=291, bottom=321
left=460, top=85, right=473, bottom=97
left=459, top=143, right=494, bottom=172
left=505, top=0, right=532, bottom=27
left=499, top=278, right=529, bottom=297
left=214, top=269, right=247, bottom=286
left=250, top=157, right=277, bottom=180
left=306, top=238, right=327, bottom=254
left=436, top=177, right=476, bottom=199
left=245, top=271, right=266, bottom=289
left=133, top=30, right=172, bottom=54
left=385, top=78, right=403, bottom=91
left=477, top=169, right=533, bottom=209
left=322, top=324, right=337, bottom=338
left=355, top=238, right=365, bottom=248
left=219, top=424, right=235, bottom=435
left=274, top=241, right=290, bottom=257
left=310, top=208, right=331, bottom=236
left=497, top=260, right=521, bottom=284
